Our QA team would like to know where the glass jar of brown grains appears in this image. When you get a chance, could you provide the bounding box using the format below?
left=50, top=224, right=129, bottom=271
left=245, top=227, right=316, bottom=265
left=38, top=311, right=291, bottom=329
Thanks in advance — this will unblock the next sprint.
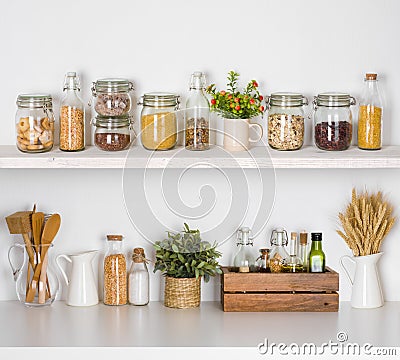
left=15, top=94, right=55, bottom=153
left=93, top=115, right=134, bottom=151
left=267, top=93, right=308, bottom=151
left=139, top=92, right=180, bottom=150
left=103, top=234, right=127, bottom=305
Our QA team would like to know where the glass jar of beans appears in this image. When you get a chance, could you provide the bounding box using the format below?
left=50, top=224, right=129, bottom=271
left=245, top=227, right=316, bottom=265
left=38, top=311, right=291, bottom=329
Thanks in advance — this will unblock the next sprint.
left=15, top=94, right=55, bottom=153
left=267, top=93, right=308, bottom=151
left=139, top=92, right=180, bottom=151
left=313, top=93, right=356, bottom=151
left=93, top=115, right=134, bottom=151
left=91, top=78, right=134, bottom=116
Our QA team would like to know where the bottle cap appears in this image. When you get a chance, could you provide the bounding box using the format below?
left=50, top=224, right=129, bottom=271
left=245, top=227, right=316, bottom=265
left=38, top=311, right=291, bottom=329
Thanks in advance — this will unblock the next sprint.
left=365, top=73, right=377, bottom=80
left=132, top=247, right=145, bottom=262
left=291, top=232, right=297, bottom=240
left=107, top=234, right=123, bottom=241
left=311, top=232, right=322, bottom=241
left=300, top=231, right=308, bottom=245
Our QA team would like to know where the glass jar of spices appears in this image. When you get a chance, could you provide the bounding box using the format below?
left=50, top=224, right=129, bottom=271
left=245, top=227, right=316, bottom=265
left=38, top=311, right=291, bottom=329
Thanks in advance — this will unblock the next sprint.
left=268, top=228, right=290, bottom=273
left=313, top=93, right=355, bottom=151
left=91, top=78, right=134, bottom=116
left=255, top=248, right=270, bottom=272
left=139, top=92, right=180, bottom=151
left=15, top=94, right=55, bottom=153
left=267, top=92, right=308, bottom=150
left=103, top=234, right=127, bottom=306
left=93, top=115, right=134, bottom=151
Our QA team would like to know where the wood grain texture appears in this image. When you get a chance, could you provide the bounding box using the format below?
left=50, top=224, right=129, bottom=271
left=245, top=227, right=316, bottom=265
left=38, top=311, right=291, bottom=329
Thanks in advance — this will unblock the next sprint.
left=222, top=267, right=339, bottom=292
left=222, top=293, right=339, bottom=312
left=0, top=145, right=400, bottom=169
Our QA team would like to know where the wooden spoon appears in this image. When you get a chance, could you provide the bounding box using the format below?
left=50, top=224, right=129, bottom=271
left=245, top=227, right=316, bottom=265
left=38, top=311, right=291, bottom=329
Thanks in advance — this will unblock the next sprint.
left=32, top=212, right=44, bottom=260
left=26, top=214, right=61, bottom=303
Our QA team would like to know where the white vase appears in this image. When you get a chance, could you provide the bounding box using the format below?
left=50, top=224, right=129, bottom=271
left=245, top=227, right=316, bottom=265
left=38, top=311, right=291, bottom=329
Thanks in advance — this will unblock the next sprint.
left=340, top=252, right=384, bottom=309
left=223, top=118, right=263, bottom=151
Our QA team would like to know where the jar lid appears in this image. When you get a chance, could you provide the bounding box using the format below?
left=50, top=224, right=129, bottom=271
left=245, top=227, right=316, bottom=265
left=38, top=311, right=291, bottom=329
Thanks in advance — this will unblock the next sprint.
left=132, top=247, right=145, bottom=262
left=107, top=234, right=123, bottom=241
left=259, top=248, right=270, bottom=254
left=93, top=78, right=134, bottom=93
left=141, top=92, right=180, bottom=107
left=16, top=94, right=53, bottom=108
left=94, top=115, right=132, bottom=128
left=315, top=93, right=356, bottom=107
left=269, top=92, right=308, bottom=107
left=365, top=73, right=377, bottom=80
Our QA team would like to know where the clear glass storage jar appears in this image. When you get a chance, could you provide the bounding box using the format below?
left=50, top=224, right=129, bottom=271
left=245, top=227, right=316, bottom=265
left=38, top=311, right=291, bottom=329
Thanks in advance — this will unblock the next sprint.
left=139, top=92, right=180, bottom=151
left=16, top=94, right=55, bottom=153
left=267, top=92, right=308, bottom=150
left=93, top=115, right=134, bottom=151
left=91, top=78, right=134, bottom=116
left=313, top=93, right=356, bottom=151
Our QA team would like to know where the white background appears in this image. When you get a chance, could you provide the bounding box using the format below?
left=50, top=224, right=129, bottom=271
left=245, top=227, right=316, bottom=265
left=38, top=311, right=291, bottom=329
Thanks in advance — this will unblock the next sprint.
left=0, top=0, right=399, bottom=303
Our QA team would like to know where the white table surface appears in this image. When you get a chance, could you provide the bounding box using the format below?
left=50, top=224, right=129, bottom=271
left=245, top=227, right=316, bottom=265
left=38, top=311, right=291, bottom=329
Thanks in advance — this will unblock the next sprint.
left=0, top=301, right=399, bottom=348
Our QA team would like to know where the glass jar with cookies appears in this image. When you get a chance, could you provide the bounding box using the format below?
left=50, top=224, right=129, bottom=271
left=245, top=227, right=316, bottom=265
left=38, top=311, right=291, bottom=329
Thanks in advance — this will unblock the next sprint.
left=16, top=94, right=55, bottom=153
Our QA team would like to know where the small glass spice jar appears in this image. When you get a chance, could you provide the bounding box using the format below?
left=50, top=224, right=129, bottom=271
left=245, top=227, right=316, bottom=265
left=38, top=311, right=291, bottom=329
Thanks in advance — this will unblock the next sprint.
left=139, top=92, right=180, bottom=151
left=15, top=94, right=55, bottom=153
left=255, top=248, right=270, bottom=272
left=313, top=93, right=356, bottom=151
left=268, top=228, right=290, bottom=273
left=103, top=234, right=127, bottom=306
left=93, top=115, right=134, bottom=151
left=128, top=247, right=149, bottom=306
left=91, top=78, right=134, bottom=116
left=267, top=92, right=308, bottom=150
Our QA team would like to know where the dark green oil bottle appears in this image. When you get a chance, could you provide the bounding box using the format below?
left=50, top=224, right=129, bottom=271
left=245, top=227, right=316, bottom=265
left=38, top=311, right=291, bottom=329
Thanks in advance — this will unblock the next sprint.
left=308, top=233, right=325, bottom=273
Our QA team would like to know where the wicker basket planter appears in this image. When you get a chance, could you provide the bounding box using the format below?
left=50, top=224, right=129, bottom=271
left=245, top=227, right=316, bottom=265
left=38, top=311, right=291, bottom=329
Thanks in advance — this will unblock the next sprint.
left=164, top=276, right=201, bottom=309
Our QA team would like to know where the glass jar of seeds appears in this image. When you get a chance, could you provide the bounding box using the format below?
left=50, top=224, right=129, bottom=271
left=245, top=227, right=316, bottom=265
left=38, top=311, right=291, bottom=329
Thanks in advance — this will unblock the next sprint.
left=139, top=92, right=180, bottom=151
left=91, top=78, right=134, bottom=116
left=93, top=115, right=134, bottom=151
left=267, top=93, right=308, bottom=151
left=313, top=93, right=355, bottom=151
left=103, top=234, right=127, bottom=306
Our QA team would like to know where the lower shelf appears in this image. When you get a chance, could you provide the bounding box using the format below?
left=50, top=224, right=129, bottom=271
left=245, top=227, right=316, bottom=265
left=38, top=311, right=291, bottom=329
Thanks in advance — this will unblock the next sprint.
left=0, top=301, right=398, bottom=347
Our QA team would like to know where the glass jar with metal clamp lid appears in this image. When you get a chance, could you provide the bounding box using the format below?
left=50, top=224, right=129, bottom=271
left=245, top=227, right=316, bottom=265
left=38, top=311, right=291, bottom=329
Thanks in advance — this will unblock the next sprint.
left=91, top=78, right=134, bottom=117
left=93, top=115, right=135, bottom=151
left=15, top=94, right=55, bottom=153
left=267, top=92, right=308, bottom=151
left=313, top=93, right=356, bottom=151
left=233, top=227, right=257, bottom=273
left=269, top=227, right=290, bottom=273
left=139, top=92, right=180, bottom=151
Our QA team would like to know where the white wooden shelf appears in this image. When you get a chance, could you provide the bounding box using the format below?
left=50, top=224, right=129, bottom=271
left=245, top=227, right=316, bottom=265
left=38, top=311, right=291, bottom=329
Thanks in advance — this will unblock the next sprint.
left=0, top=301, right=398, bottom=347
left=1, top=145, right=400, bottom=169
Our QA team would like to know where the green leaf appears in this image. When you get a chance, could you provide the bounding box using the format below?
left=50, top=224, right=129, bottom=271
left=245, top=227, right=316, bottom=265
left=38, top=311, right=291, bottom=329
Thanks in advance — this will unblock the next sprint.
left=178, top=254, right=185, bottom=263
left=172, top=244, right=179, bottom=253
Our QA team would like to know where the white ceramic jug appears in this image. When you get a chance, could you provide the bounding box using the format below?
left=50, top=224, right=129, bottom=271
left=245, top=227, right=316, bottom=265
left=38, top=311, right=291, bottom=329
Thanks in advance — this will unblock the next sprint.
left=56, top=250, right=99, bottom=307
left=340, top=252, right=384, bottom=309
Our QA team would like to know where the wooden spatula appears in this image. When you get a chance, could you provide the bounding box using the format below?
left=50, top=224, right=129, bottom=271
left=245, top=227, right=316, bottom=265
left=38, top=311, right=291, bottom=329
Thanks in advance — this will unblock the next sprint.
left=32, top=212, right=44, bottom=260
left=26, top=214, right=61, bottom=303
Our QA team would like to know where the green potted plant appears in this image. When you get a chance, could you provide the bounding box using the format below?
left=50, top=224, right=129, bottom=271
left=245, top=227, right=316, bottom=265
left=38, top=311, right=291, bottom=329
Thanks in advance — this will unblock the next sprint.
left=206, top=71, right=265, bottom=151
left=154, top=223, right=222, bottom=309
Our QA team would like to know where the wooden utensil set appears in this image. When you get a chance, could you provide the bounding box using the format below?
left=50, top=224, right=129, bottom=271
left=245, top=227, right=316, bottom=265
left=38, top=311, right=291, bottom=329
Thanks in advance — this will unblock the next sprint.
left=6, top=208, right=61, bottom=304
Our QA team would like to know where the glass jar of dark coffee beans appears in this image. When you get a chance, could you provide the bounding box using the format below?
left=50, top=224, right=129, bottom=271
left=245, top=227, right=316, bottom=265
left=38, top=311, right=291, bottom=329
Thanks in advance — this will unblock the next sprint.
left=93, top=115, right=134, bottom=151
left=313, top=93, right=356, bottom=151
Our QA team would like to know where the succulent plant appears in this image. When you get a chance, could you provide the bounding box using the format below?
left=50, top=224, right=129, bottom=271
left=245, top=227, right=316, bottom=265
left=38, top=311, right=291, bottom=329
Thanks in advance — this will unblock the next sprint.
left=153, top=223, right=222, bottom=282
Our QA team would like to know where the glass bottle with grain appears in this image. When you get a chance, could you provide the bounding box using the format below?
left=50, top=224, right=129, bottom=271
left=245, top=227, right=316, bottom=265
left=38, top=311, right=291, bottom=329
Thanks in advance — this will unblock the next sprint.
left=128, top=247, right=149, bottom=306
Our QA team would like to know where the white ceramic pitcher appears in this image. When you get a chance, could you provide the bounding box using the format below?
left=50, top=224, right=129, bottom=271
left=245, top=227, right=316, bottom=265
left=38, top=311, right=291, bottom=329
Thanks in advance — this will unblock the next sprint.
left=56, top=250, right=99, bottom=307
left=340, top=252, right=384, bottom=309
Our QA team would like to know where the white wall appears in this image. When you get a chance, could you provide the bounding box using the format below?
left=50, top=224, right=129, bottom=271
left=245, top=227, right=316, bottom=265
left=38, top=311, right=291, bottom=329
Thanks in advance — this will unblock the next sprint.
left=1, top=0, right=400, bottom=301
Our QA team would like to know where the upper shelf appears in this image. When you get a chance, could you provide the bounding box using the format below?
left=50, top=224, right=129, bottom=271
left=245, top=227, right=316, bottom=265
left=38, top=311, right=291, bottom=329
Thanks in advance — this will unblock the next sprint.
left=1, top=145, right=400, bottom=169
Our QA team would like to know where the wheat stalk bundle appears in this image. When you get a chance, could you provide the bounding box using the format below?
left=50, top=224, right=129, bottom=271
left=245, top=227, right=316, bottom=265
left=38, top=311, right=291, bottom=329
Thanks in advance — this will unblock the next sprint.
left=337, top=188, right=395, bottom=256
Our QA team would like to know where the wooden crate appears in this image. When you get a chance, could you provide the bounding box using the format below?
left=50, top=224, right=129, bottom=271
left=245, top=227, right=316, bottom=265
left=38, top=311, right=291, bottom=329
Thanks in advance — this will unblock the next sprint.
left=221, top=266, right=339, bottom=312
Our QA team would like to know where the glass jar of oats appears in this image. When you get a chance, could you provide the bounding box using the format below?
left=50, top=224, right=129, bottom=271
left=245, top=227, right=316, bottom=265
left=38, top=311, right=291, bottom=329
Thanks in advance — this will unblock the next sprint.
left=267, top=93, right=308, bottom=151
left=15, top=94, right=55, bottom=153
left=139, top=92, right=180, bottom=151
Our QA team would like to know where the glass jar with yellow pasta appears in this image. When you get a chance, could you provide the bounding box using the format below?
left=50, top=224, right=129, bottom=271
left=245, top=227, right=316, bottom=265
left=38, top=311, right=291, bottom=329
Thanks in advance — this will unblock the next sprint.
left=139, top=93, right=180, bottom=151
left=357, top=73, right=383, bottom=150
